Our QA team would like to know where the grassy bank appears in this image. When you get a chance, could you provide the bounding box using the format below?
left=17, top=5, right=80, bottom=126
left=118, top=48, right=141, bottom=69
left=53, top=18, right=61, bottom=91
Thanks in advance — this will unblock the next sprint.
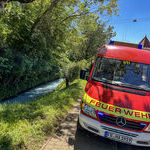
left=0, top=79, right=86, bottom=150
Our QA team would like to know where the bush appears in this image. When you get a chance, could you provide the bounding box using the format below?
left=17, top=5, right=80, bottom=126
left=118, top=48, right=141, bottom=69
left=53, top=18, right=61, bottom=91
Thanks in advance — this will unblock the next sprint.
left=61, top=62, right=80, bottom=87
left=77, top=59, right=92, bottom=70
left=0, top=48, right=60, bottom=100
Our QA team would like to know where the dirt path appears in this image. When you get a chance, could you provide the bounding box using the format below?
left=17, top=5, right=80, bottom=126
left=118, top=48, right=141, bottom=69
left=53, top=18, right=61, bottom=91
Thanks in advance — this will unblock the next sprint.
left=40, top=100, right=149, bottom=150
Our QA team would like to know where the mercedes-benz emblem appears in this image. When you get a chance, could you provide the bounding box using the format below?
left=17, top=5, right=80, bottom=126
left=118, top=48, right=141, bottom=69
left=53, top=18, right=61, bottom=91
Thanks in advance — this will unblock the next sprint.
left=116, top=116, right=126, bottom=127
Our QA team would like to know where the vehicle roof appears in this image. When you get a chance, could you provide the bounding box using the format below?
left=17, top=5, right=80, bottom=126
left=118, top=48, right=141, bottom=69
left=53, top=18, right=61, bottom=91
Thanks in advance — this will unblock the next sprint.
left=98, top=45, right=150, bottom=64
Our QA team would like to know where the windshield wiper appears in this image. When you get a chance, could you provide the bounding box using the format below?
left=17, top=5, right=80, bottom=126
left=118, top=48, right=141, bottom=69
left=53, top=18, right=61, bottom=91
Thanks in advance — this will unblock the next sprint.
left=111, top=81, right=150, bottom=92
left=111, top=81, right=138, bottom=89
left=92, top=77, right=108, bottom=83
left=92, top=78, right=150, bottom=92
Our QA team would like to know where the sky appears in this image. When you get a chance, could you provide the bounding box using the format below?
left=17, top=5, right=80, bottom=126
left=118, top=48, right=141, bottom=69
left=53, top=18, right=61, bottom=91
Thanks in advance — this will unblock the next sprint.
left=107, top=0, right=150, bottom=44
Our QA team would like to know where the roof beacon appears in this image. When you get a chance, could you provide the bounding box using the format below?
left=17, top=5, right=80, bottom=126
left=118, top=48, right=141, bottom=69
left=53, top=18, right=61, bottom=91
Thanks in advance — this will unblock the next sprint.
left=138, top=44, right=143, bottom=49
left=109, top=40, right=114, bottom=45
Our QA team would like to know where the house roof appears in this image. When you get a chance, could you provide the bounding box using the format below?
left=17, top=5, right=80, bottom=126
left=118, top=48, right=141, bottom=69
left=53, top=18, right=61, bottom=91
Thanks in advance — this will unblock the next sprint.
left=139, top=36, right=150, bottom=48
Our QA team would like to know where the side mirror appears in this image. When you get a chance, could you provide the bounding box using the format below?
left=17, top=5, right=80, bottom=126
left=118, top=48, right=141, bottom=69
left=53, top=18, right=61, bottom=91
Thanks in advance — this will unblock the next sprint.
left=85, top=75, right=89, bottom=81
left=80, top=70, right=87, bottom=80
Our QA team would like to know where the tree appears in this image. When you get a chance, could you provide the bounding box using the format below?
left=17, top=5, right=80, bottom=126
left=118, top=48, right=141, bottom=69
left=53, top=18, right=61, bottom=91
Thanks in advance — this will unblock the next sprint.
left=0, top=0, right=119, bottom=97
left=80, top=24, right=116, bottom=60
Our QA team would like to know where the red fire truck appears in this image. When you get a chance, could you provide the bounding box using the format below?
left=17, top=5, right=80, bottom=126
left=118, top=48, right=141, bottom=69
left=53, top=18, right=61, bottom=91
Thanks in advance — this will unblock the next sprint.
left=79, top=41, right=150, bottom=146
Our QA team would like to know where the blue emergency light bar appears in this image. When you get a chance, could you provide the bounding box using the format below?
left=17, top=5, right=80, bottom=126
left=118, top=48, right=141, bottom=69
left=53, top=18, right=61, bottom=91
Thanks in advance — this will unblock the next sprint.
left=138, top=44, right=143, bottom=49
left=109, top=40, right=143, bottom=49
left=109, top=40, right=114, bottom=45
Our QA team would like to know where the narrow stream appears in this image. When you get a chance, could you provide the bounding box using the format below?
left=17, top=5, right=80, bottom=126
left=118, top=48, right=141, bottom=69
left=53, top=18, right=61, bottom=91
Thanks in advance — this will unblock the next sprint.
left=1, top=78, right=64, bottom=104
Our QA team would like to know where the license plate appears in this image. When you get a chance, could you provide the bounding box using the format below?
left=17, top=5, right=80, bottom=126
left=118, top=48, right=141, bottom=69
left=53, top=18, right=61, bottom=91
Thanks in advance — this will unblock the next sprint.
left=104, top=131, right=132, bottom=144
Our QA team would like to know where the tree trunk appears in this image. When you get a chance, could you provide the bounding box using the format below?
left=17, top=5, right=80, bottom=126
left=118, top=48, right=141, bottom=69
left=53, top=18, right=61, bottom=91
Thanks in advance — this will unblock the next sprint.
left=66, top=78, right=69, bottom=87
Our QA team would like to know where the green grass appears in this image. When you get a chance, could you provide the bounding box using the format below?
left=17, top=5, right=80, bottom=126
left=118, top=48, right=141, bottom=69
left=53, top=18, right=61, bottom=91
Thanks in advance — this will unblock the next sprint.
left=0, top=79, right=86, bottom=150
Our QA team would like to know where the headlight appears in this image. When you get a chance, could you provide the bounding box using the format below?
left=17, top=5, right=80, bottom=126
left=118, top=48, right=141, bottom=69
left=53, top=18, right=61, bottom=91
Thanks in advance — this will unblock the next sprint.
left=82, top=103, right=97, bottom=118
left=144, top=124, right=150, bottom=132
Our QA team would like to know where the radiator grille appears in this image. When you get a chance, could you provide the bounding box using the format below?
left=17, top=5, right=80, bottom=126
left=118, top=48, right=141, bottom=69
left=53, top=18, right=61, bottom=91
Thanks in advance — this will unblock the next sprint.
left=99, top=113, right=145, bottom=131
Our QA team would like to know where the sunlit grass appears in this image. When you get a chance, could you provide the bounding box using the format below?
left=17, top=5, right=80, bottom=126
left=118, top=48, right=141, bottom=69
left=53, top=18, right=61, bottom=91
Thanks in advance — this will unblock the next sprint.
left=0, top=79, right=86, bottom=150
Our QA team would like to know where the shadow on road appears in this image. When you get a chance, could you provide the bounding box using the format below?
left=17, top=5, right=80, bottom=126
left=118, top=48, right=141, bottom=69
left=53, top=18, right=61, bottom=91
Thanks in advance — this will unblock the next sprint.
left=73, top=129, right=150, bottom=150
left=74, top=129, right=115, bottom=150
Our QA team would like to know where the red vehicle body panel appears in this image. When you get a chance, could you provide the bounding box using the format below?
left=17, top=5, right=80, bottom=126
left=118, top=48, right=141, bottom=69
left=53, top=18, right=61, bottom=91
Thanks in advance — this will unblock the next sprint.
left=98, top=45, right=150, bottom=64
left=85, top=45, right=150, bottom=121
left=85, top=80, right=150, bottom=112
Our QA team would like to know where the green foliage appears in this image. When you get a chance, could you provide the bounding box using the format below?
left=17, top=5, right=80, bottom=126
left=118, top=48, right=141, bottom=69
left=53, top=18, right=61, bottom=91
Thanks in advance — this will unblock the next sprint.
left=80, top=24, right=116, bottom=60
left=0, top=0, right=118, bottom=99
left=61, top=62, right=80, bottom=87
left=0, top=79, right=86, bottom=150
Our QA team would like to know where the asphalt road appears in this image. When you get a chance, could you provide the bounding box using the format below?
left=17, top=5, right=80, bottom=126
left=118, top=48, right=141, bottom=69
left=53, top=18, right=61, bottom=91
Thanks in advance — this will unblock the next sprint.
left=74, top=131, right=149, bottom=150
left=41, top=100, right=150, bottom=150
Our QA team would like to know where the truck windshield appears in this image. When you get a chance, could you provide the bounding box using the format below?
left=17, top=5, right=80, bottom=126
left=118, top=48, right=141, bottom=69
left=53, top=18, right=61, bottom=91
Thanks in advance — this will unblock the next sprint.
left=92, top=57, right=150, bottom=91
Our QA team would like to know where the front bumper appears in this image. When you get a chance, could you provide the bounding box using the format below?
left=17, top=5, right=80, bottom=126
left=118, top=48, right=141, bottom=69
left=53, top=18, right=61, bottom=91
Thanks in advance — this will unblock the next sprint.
left=79, top=112, right=150, bottom=147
